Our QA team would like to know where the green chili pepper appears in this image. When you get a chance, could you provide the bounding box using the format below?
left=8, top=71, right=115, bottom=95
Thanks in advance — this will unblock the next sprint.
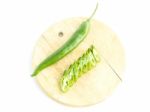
left=60, top=45, right=100, bottom=92
left=31, top=3, right=98, bottom=77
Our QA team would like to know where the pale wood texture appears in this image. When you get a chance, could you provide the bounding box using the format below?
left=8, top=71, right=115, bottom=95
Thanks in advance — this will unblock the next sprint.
left=32, top=18, right=125, bottom=106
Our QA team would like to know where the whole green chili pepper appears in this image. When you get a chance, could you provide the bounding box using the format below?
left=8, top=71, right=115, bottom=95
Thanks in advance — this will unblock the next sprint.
left=31, top=3, right=98, bottom=77
left=60, top=45, right=100, bottom=92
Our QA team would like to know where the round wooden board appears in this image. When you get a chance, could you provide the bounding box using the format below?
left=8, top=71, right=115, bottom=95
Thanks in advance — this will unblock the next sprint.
left=32, top=18, right=125, bottom=106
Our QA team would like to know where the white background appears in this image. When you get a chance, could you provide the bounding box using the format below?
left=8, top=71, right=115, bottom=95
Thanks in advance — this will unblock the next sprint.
left=0, top=0, right=150, bottom=111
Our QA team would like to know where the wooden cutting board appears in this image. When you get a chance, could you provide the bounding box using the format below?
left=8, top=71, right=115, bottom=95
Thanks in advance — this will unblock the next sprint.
left=32, top=18, right=125, bottom=106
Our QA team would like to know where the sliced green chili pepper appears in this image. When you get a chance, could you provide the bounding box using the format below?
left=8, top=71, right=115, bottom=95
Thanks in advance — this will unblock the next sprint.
left=31, top=3, right=98, bottom=77
left=60, top=45, right=100, bottom=92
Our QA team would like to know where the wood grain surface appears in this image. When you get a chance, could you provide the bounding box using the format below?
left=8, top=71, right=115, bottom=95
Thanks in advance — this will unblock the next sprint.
left=32, top=18, right=125, bottom=106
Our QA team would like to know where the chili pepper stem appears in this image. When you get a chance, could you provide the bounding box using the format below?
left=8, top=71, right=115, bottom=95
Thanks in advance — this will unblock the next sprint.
left=88, top=3, right=99, bottom=21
